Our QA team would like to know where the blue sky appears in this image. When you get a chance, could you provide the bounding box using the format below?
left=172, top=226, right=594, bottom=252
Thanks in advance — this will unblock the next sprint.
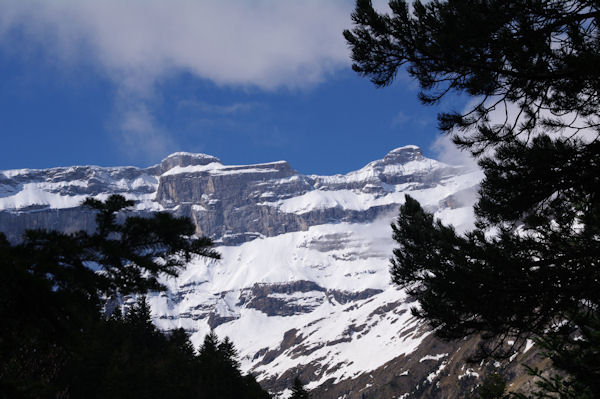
left=0, top=1, right=468, bottom=175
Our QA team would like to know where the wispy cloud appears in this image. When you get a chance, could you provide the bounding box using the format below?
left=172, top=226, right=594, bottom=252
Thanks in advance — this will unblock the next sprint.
left=178, top=100, right=260, bottom=115
left=115, top=104, right=176, bottom=163
left=390, top=110, right=431, bottom=129
left=390, top=111, right=411, bottom=128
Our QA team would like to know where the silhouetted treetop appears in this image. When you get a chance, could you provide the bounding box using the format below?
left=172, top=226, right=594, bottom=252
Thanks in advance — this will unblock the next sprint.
left=345, top=0, right=600, bottom=154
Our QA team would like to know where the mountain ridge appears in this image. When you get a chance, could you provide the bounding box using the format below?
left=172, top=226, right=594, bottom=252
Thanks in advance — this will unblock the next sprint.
left=0, top=146, right=477, bottom=243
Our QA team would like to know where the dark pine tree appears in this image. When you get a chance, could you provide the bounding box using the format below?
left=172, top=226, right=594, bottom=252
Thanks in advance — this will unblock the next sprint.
left=290, top=377, right=310, bottom=399
left=472, top=373, right=508, bottom=399
left=197, top=332, right=270, bottom=399
left=219, top=336, right=241, bottom=371
left=344, top=0, right=600, bottom=155
left=345, top=1, right=600, bottom=397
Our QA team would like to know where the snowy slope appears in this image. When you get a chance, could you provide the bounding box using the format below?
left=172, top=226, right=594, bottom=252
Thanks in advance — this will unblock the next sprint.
left=147, top=197, right=478, bottom=395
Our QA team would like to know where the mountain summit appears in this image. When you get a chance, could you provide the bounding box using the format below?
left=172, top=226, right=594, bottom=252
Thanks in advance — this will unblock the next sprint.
left=382, top=145, right=423, bottom=164
left=155, top=152, right=223, bottom=174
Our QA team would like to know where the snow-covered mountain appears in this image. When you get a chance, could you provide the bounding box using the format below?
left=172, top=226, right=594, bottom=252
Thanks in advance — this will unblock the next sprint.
left=0, top=147, right=538, bottom=398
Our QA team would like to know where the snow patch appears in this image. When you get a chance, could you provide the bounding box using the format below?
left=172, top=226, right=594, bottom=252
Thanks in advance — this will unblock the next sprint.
left=419, top=353, right=448, bottom=362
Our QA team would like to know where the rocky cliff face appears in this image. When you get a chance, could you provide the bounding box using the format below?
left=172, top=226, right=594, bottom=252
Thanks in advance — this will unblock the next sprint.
left=0, top=146, right=469, bottom=244
left=1, top=147, right=538, bottom=398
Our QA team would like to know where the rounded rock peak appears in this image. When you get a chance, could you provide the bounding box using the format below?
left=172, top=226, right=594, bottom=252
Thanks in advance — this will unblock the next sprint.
left=159, top=152, right=222, bottom=173
left=383, top=145, right=423, bottom=164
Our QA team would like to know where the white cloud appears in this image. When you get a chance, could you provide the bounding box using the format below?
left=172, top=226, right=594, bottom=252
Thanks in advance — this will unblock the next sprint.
left=430, top=134, right=479, bottom=170
left=0, top=0, right=353, bottom=91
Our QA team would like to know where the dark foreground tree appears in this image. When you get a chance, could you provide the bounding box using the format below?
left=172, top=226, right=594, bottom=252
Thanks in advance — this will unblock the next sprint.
left=64, top=297, right=270, bottom=399
left=344, top=0, right=600, bottom=155
left=473, top=373, right=508, bottom=399
left=0, top=195, right=270, bottom=398
left=290, top=377, right=310, bottom=399
left=346, top=1, right=600, bottom=397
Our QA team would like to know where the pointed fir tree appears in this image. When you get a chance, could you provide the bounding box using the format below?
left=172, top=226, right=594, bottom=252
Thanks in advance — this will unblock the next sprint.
left=199, top=331, right=220, bottom=359
left=472, top=373, right=508, bottom=399
left=290, top=377, right=310, bottom=399
left=218, top=336, right=241, bottom=371
left=124, top=296, right=154, bottom=332
left=168, top=328, right=196, bottom=361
